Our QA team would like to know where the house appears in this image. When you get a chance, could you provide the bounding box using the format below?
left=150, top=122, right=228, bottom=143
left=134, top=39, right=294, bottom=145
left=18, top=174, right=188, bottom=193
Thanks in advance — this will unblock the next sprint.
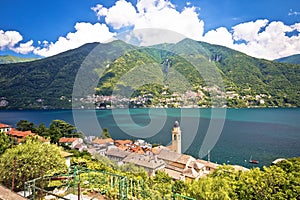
left=196, top=159, right=220, bottom=173
left=105, top=147, right=131, bottom=162
left=61, top=151, right=73, bottom=168
left=115, top=139, right=132, bottom=147
left=92, top=138, right=114, bottom=147
left=6, top=128, right=36, bottom=143
left=73, top=143, right=88, bottom=152
left=157, top=149, right=207, bottom=181
left=0, top=123, right=12, bottom=133
left=58, top=137, right=83, bottom=149
left=122, top=153, right=165, bottom=176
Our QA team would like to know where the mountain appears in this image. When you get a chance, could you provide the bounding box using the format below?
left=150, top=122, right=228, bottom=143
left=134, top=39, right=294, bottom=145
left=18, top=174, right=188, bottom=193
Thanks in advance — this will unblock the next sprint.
left=0, top=55, right=38, bottom=64
left=275, top=54, right=300, bottom=64
left=0, top=39, right=299, bottom=109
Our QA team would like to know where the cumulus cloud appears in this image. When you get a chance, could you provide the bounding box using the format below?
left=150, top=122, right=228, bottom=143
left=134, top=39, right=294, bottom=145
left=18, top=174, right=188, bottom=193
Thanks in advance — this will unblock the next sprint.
left=34, top=22, right=115, bottom=57
left=1, top=0, right=300, bottom=60
left=0, top=30, right=23, bottom=49
left=92, top=0, right=204, bottom=42
left=92, top=0, right=138, bottom=29
left=13, top=40, right=35, bottom=54
left=203, top=19, right=300, bottom=60
left=202, top=27, right=234, bottom=48
left=0, top=29, right=35, bottom=54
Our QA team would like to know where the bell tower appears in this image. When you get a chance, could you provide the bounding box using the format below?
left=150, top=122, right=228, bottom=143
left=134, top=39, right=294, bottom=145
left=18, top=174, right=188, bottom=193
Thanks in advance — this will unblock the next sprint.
left=171, top=121, right=181, bottom=154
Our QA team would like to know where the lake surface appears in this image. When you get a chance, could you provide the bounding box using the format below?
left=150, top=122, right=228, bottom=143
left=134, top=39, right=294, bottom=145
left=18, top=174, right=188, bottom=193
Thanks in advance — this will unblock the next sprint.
left=1, top=108, right=299, bottom=168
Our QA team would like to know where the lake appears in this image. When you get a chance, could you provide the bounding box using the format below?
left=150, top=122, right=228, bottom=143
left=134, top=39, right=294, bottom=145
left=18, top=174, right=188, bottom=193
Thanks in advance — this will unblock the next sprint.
left=0, top=108, right=299, bottom=168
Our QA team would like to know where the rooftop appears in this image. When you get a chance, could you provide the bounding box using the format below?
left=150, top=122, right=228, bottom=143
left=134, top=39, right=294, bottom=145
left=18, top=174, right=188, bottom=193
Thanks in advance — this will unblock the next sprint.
left=106, top=147, right=131, bottom=158
left=0, top=123, right=11, bottom=128
left=58, top=137, right=79, bottom=143
left=123, top=153, right=165, bottom=169
left=115, top=139, right=132, bottom=146
left=7, top=128, right=35, bottom=138
left=92, top=138, right=114, bottom=145
left=157, top=149, right=181, bottom=163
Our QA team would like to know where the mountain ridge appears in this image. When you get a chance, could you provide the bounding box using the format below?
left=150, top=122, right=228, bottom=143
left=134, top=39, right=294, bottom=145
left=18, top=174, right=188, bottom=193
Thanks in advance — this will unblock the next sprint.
left=0, top=39, right=299, bottom=109
left=275, top=54, right=300, bottom=64
left=0, top=55, right=38, bottom=64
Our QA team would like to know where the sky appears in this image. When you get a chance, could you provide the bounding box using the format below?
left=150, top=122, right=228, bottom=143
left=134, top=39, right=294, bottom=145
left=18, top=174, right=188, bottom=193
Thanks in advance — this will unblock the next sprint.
left=0, top=0, right=300, bottom=60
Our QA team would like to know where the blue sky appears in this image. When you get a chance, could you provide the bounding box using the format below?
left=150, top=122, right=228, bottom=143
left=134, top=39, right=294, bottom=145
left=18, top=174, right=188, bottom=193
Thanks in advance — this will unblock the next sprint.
left=0, top=0, right=300, bottom=59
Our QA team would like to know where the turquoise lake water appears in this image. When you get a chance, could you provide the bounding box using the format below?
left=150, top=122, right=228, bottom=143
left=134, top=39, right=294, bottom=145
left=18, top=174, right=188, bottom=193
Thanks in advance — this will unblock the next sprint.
left=1, top=108, right=299, bottom=168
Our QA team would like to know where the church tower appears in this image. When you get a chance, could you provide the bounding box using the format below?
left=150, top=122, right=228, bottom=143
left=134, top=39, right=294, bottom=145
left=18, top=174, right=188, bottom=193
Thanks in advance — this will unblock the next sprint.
left=171, top=121, right=181, bottom=154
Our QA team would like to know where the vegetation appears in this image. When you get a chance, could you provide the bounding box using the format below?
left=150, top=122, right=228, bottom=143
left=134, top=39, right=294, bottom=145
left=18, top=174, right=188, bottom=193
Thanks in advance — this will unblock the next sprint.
left=0, top=132, right=14, bottom=154
left=0, top=40, right=299, bottom=109
left=0, top=138, right=67, bottom=191
left=0, top=55, right=38, bottom=64
left=275, top=54, right=300, bottom=64
left=47, top=155, right=300, bottom=199
left=100, top=127, right=111, bottom=139
left=0, top=124, right=299, bottom=199
left=16, top=119, right=84, bottom=143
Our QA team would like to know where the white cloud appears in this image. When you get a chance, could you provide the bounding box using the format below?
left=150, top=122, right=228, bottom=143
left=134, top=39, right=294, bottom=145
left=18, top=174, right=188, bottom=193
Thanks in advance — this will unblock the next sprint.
left=93, top=0, right=204, bottom=42
left=202, top=20, right=300, bottom=60
left=13, top=40, right=35, bottom=54
left=203, top=27, right=234, bottom=48
left=0, top=30, right=23, bottom=49
left=34, top=22, right=115, bottom=57
left=232, top=21, right=300, bottom=59
left=1, top=0, right=300, bottom=60
left=0, top=29, right=35, bottom=54
left=288, top=9, right=300, bottom=16
left=232, top=19, right=269, bottom=42
left=92, top=0, right=138, bottom=29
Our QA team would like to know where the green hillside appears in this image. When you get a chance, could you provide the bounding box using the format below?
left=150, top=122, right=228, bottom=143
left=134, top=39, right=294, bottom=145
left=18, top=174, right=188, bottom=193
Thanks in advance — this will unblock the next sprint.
left=0, top=55, right=38, bottom=64
left=275, top=54, right=300, bottom=64
left=0, top=39, right=299, bottom=109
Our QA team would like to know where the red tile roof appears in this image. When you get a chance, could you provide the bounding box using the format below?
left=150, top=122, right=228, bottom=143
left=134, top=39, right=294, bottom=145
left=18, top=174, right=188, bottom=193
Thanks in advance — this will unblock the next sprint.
left=92, top=138, right=114, bottom=145
left=58, top=137, right=79, bottom=143
left=7, top=128, right=35, bottom=137
left=5, top=128, right=48, bottom=143
left=115, top=139, right=132, bottom=146
left=0, top=123, right=11, bottom=128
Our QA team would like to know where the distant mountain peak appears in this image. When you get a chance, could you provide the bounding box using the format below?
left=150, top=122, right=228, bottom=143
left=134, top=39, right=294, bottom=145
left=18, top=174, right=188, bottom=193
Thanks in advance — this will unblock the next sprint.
left=275, top=54, right=300, bottom=64
left=0, top=55, right=38, bottom=64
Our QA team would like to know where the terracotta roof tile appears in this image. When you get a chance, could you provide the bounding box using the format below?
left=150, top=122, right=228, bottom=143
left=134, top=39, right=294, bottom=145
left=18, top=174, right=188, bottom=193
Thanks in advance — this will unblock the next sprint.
left=115, top=140, right=132, bottom=146
left=0, top=123, right=11, bottom=128
left=58, top=137, right=79, bottom=143
left=92, top=138, right=114, bottom=145
left=7, top=128, right=35, bottom=137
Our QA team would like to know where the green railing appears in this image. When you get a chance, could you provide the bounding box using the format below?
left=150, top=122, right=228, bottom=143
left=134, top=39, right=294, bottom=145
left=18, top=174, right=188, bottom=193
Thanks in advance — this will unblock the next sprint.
left=24, top=166, right=195, bottom=200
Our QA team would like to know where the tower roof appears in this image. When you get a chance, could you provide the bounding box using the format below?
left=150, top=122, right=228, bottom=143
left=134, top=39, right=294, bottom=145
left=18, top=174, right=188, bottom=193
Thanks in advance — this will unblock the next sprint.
left=174, top=121, right=179, bottom=127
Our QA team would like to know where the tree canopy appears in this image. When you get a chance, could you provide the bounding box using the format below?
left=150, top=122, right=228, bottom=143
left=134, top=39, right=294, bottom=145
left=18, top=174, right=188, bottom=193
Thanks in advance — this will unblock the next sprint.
left=0, top=138, right=67, bottom=191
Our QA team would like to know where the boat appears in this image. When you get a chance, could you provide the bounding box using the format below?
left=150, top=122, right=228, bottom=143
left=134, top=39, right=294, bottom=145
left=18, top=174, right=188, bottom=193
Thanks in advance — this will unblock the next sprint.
left=249, top=156, right=259, bottom=164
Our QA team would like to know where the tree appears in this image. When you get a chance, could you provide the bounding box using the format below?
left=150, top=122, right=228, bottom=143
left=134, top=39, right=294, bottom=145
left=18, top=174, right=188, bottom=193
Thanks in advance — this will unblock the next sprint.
left=0, top=138, right=67, bottom=191
left=35, top=123, right=49, bottom=138
left=0, top=132, right=13, bottom=155
left=49, top=120, right=83, bottom=143
left=16, top=120, right=35, bottom=131
left=100, top=128, right=111, bottom=139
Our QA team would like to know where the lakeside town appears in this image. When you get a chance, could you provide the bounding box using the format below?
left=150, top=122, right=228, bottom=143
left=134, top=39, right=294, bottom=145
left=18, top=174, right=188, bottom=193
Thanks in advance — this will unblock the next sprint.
left=0, top=120, right=296, bottom=200
left=76, top=88, right=274, bottom=109
left=0, top=121, right=249, bottom=181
